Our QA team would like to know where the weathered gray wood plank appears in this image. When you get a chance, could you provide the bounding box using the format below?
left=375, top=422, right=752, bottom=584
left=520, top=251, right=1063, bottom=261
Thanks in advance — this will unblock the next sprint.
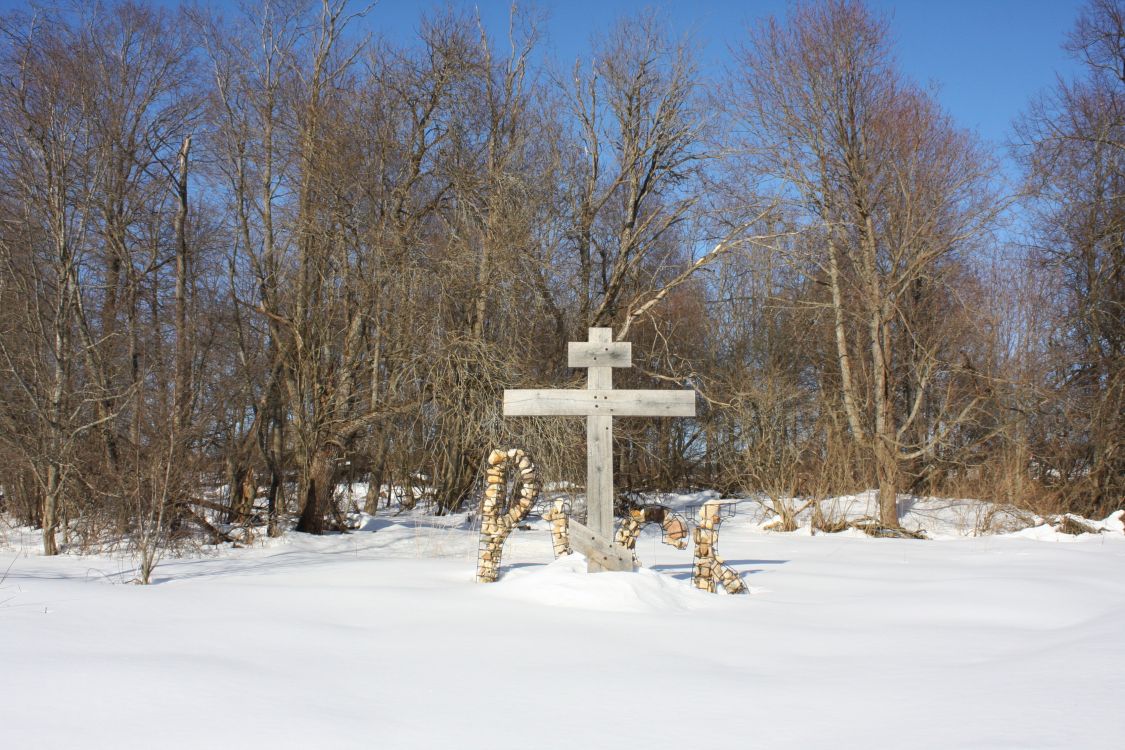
left=587, top=414, right=613, bottom=539
left=585, top=328, right=614, bottom=539
left=568, top=340, right=632, bottom=368
left=503, top=389, right=696, bottom=417
left=585, top=328, right=614, bottom=390
left=568, top=519, right=634, bottom=572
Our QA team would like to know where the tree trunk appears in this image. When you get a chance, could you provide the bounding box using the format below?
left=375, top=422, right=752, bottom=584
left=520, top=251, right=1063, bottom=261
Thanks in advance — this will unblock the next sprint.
left=266, top=466, right=282, bottom=537
left=871, top=308, right=899, bottom=527
left=173, top=134, right=192, bottom=435
left=875, top=430, right=899, bottom=527
left=296, top=449, right=335, bottom=534
left=42, top=463, right=60, bottom=556
left=828, top=233, right=865, bottom=442
left=365, top=432, right=388, bottom=515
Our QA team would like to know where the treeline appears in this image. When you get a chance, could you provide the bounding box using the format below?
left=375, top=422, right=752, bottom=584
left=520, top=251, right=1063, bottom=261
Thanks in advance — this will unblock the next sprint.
left=0, top=0, right=1120, bottom=558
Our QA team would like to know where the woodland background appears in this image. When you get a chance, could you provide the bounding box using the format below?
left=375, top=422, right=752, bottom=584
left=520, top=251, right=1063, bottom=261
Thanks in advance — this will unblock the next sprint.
left=0, top=0, right=1119, bottom=558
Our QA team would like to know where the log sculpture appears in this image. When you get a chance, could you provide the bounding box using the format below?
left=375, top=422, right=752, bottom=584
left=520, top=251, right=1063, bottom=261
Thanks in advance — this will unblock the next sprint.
left=476, top=448, right=746, bottom=594
left=692, top=500, right=748, bottom=595
left=476, top=448, right=542, bottom=583
left=541, top=500, right=687, bottom=566
left=613, top=504, right=689, bottom=563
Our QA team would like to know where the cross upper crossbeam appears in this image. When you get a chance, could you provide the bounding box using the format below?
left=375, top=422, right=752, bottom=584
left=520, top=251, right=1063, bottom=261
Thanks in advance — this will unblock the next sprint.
left=567, top=340, right=632, bottom=368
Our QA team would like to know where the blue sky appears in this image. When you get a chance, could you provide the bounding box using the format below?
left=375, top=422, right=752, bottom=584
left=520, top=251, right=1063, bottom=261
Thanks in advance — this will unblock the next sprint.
left=0, top=0, right=1085, bottom=161
left=363, top=0, right=1085, bottom=153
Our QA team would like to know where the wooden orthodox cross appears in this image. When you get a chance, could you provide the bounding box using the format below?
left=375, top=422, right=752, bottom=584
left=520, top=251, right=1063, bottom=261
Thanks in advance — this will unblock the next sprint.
left=503, top=328, right=696, bottom=566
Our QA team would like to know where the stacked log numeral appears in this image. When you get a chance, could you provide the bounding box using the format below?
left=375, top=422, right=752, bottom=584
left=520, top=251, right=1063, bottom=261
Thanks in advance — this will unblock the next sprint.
left=692, top=500, right=748, bottom=595
left=476, top=448, right=542, bottom=583
left=476, top=451, right=744, bottom=589
left=542, top=499, right=572, bottom=559
left=614, top=505, right=689, bottom=564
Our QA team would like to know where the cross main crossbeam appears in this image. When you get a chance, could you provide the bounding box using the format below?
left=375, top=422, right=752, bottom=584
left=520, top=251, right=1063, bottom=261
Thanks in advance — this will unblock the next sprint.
left=502, top=389, right=695, bottom=417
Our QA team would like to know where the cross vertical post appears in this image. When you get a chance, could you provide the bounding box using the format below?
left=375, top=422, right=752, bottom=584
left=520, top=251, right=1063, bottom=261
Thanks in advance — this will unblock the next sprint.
left=585, top=327, right=614, bottom=539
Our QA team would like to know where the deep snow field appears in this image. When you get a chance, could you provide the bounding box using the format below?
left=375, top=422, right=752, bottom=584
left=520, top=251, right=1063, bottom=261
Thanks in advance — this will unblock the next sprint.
left=2, top=491, right=1123, bottom=750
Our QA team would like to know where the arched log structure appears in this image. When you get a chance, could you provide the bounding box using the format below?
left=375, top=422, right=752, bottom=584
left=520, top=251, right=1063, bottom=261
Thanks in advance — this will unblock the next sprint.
left=613, top=505, right=689, bottom=563
left=475, top=448, right=542, bottom=583
left=542, top=498, right=572, bottom=559
left=692, top=500, right=747, bottom=594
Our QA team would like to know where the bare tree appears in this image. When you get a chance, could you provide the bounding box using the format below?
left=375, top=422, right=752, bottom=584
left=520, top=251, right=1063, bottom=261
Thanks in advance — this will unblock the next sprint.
left=0, top=9, right=119, bottom=553
left=560, top=13, right=712, bottom=332
left=3, top=0, right=1111, bottom=557
left=728, top=0, right=1003, bottom=525
left=1015, top=0, right=1124, bottom=513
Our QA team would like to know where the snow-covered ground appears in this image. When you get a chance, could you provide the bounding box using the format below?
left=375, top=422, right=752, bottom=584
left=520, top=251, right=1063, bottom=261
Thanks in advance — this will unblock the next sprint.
left=2, top=494, right=1123, bottom=749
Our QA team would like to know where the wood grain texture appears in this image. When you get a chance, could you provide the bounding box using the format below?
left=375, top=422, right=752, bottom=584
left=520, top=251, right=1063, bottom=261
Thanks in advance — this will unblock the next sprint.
left=585, top=327, right=615, bottom=540
left=584, top=328, right=614, bottom=389
left=587, top=414, right=613, bottom=538
left=568, top=519, right=634, bottom=572
left=568, top=340, right=632, bottom=368
left=502, top=389, right=696, bottom=417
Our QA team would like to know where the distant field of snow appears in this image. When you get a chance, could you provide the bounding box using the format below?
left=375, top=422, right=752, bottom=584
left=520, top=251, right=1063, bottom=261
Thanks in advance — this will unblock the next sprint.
left=2, top=493, right=1123, bottom=749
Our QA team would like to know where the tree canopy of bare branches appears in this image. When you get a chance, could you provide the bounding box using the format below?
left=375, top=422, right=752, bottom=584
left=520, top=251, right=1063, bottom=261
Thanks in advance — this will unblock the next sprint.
left=0, top=0, right=1117, bottom=559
